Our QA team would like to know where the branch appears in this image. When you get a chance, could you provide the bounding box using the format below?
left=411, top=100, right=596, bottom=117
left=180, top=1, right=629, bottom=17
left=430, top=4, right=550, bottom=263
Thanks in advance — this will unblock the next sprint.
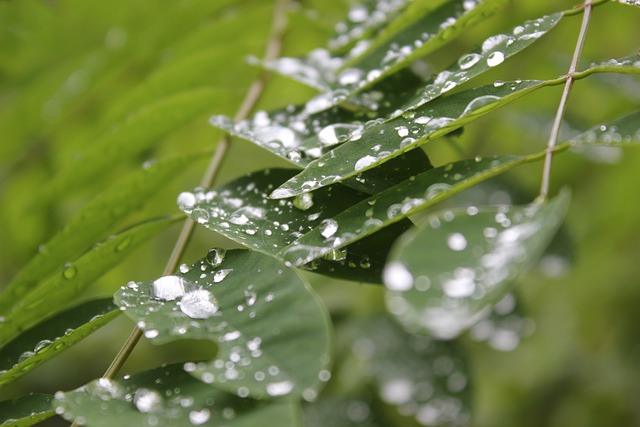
left=539, top=0, right=594, bottom=201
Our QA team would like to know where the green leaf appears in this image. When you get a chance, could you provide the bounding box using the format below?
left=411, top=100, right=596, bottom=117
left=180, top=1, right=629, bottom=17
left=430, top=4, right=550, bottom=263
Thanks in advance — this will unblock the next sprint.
left=578, top=53, right=640, bottom=77
left=282, top=156, right=536, bottom=267
left=178, top=168, right=418, bottom=283
left=37, top=87, right=228, bottom=205
left=568, top=110, right=640, bottom=147
left=0, top=217, right=176, bottom=345
left=0, top=299, right=119, bottom=387
left=54, top=364, right=301, bottom=427
left=610, top=0, right=640, bottom=8
left=0, top=153, right=205, bottom=313
left=261, top=0, right=510, bottom=95
left=271, top=80, right=553, bottom=198
left=384, top=190, right=571, bottom=339
left=114, top=249, right=333, bottom=401
left=355, top=317, right=470, bottom=426
left=0, top=393, right=54, bottom=427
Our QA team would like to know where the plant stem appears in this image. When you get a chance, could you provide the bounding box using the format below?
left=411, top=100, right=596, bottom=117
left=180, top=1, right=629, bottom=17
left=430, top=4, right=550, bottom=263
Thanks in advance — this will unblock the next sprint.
left=539, top=0, right=594, bottom=201
left=95, top=0, right=290, bottom=389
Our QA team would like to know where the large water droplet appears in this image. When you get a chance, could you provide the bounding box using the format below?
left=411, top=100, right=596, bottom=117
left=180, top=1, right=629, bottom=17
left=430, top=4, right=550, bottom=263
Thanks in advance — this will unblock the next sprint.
left=180, top=289, right=219, bottom=319
left=213, top=269, right=233, bottom=283
left=152, top=276, right=187, bottom=301
left=62, top=263, right=77, bottom=279
left=206, top=248, right=226, bottom=266
left=383, top=262, right=414, bottom=291
left=133, top=388, right=163, bottom=413
left=320, top=219, right=339, bottom=238
left=177, top=192, right=197, bottom=211
left=486, top=51, right=505, bottom=67
left=266, top=380, right=294, bottom=396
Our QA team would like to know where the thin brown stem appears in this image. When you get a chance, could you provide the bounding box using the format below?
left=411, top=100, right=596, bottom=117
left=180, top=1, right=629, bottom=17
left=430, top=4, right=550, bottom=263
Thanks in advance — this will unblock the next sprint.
left=84, top=0, right=291, bottom=411
left=539, top=0, right=594, bottom=201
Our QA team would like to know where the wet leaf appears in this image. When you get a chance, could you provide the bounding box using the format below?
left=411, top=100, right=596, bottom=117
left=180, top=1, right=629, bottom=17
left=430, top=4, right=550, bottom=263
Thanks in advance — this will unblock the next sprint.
left=610, top=0, right=640, bottom=8
left=37, top=87, right=227, bottom=206
left=282, top=156, right=537, bottom=267
left=0, top=153, right=205, bottom=314
left=0, top=217, right=176, bottom=344
left=352, top=317, right=470, bottom=426
left=271, top=80, right=554, bottom=198
left=578, top=52, right=640, bottom=76
left=0, top=393, right=54, bottom=427
left=384, top=190, right=570, bottom=339
left=114, top=250, right=332, bottom=401
left=0, top=299, right=119, bottom=387
left=303, top=395, right=383, bottom=427
left=567, top=110, right=640, bottom=147
left=178, top=168, right=419, bottom=283
left=54, top=364, right=300, bottom=427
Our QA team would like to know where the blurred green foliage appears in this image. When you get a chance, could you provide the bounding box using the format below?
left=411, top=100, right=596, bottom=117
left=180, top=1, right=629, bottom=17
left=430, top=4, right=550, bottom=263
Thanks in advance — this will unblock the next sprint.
left=1, top=0, right=639, bottom=426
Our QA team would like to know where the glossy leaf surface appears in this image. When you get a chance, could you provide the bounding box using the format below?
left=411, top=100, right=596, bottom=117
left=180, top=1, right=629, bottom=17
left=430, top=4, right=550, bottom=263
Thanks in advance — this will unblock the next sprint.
left=178, top=168, right=416, bottom=283
left=0, top=299, right=119, bottom=387
left=282, top=156, right=534, bottom=267
left=272, top=80, right=551, bottom=198
left=54, top=364, right=300, bottom=427
left=115, top=250, right=332, bottom=400
left=568, top=110, right=640, bottom=147
left=384, top=190, right=570, bottom=339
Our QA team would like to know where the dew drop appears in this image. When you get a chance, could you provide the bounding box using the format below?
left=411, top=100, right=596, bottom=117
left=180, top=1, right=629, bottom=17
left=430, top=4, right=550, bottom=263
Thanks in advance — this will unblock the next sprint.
left=177, top=192, right=197, bottom=210
left=354, top=155, right=377, bottom=171
left=62, top=263, right=77, bottom=279
left=486, top=51, right=505, bottom=67
left=206, top=248, right=226, bottom=266
left=320, top=219, right=339, bottom=238
left=213, top=269, right=233, bottom=283
left=293, top=193, right=314, bottom=211
left=133, top=388, right=163, bottom=413
left=383, top=262, right=414, bottom=291
left=266, top=380, right=294, bottom=396
left=180, top=289, right=219, bottom=319
left=189, top=408, right=211, bottom=425
left=447, top=233, right=467, bottom=251
left=152, top=276, right=187, bottom=301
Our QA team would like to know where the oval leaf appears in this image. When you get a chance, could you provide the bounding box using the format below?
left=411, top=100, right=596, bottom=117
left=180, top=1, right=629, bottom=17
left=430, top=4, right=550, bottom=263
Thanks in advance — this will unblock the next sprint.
left=114, top=249, right=333, bottom=401
left=0, top=299, right=119, bottom=387
left=568, top=110, right=640, bottom=147
left=384, top=190, right=570, bottom=339
left=54, top=364, right=300, bottom=427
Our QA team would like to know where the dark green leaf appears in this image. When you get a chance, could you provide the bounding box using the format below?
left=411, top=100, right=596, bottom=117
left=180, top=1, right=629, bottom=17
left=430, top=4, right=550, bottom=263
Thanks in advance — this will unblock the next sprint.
left=384, top=190, right=570, bottom=339
left=114, top=249, right=332, bottom=401
left=0, top=217, right=176, bottom=345
left=54, top=364, right=300, bottom=427
left=0, top=299, right=119, bottom=387
left=0, top=393, right=54, bottom=427
left=178, top=168, right=418, bottom=283
left=0, top=153, right=205, bottom=314
left=271, top=80, right=554, bottom=198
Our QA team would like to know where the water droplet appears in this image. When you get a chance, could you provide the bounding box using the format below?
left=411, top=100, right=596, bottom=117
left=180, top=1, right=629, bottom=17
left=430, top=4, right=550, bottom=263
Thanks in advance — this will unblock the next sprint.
left=244, top=286, right=257, bottom=306
left=293, top=193, right=314, bottom=211
left=115, top=236, right=131, bottom=252
left=152, top=276, right=187, bottom=301
left=189, top=409, right=211, bottom=425
left=144, top=329, right=159, bottom=339
left=486, top=51, right=505, bottom=67
left=134, top=388, right=163, bottom=413
left=320, top=219, right=339, bottom=238
left=180, top=289, right=219, bottom=319
left=177, top=192, right=197, bottom=211
left=266, top=380, right=294, bottom=396
left=213, top=269, right=233, bottom=283
left=34, top=339, right=53, bottom=353
left=354, top=155, right=377, bottom=171
left=383, top=262, right=414, bottom=291
left=62, top=263, right=77, bottom=279
left=447, top=233, right=467, bottom=251
left=206, top=248, right=226, bottom=266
